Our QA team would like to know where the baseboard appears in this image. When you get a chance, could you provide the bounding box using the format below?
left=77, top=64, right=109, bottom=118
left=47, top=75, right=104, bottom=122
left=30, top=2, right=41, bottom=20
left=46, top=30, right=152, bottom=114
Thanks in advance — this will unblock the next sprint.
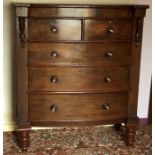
left=3, top=124, right=17, bottom=132
left=138, top=118, right=148, bottom=125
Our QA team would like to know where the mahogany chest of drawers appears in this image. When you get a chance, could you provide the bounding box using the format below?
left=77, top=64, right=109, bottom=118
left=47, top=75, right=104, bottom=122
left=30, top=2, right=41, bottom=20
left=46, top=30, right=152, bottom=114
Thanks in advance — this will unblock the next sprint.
left=15, top=3, right=148, bottom=151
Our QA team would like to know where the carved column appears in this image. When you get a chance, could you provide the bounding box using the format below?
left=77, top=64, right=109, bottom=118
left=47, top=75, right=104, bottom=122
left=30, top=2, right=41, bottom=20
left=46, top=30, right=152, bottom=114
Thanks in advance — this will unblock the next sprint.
left=15, top=4, right=31, bottom=152
left=126, top=8, right=146, bottom=146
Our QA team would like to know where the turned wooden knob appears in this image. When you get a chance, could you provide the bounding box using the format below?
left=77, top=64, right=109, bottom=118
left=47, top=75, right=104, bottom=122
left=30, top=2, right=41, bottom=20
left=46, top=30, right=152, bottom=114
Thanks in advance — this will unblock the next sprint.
left=50, top=104, right=57, bottom=112
left=104, top=76, right=112, bottom=83
left=102, top=103, right=111, bottom=111
left=104, top=50, right=113, bottom=58
left=107, top=27, right=114, bottom=34
left=50, top=25, right=58, bottom=33
left=51, top=76, right=58, bottom=83
left=51, top=51, right=59, bottom=58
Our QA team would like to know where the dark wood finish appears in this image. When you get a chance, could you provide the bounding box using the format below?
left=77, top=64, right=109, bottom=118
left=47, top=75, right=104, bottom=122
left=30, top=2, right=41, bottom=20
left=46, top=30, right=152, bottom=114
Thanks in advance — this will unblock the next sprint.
left=15, top=6, right=30, bottom=129
left=28, top=8, right=133, bottom=18
left=126, top=117, right=138, bottom=146
left=29, top=67, right=130, bottom=92
left=27, top=90, right=129, bottom=94
left=15, top=4, right=149, bottom=151
left=85, top=20, right=133, bottom=40
left=15, top=6, right=31, bottom=152
left=126, top=124, right=137, bottom=146
left=15, top=3, right=149, bottom=9
left=18, top=17, right=26, bottom=44
left=28, top=93, right=128, bottom=121
left=128, top=17, right=144, bottom=118
left=28, top=42, right=131, bottom=66
left=31, top=118, right=126, bottom=127
left=16, top=130, right=30, bottom=152
left=28, top=19, right=81, bottom=41
left=114, top=123, right=122, bottom=131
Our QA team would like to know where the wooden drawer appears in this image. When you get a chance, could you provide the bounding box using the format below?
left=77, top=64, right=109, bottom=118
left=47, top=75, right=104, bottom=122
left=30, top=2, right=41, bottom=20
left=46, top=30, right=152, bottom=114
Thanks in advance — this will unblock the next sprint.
left=28, top=42, right=131, bottom=66
left=85, top=20, right=133, bottom=40
left=28, top=93, right=128, bottom=122
left=28, top=19, right=81, bottom=41
left=29, top=67, right=130, bottom=92
left=29, top=7, right=133, bottom=18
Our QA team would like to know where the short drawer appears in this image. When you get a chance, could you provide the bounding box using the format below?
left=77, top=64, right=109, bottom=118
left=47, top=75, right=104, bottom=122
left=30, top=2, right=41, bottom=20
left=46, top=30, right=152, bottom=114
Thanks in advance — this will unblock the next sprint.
left=28, top=19, right=81, bottom=41
left=28, top=42, right=131, bottom=66
left=85, top=20, right=133, bottom=40
left=28, top=93, right=128, bottom=122
left=29, top=67, right=130, bottom=92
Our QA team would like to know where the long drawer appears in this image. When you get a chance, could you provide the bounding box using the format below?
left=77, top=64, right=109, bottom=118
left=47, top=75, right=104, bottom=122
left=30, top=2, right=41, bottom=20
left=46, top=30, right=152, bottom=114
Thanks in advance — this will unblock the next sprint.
left=28, top=93, right=128, bottom=122
left=28, top=42, right=131, bottom=66
left=28, top=67, right=130, bottom=92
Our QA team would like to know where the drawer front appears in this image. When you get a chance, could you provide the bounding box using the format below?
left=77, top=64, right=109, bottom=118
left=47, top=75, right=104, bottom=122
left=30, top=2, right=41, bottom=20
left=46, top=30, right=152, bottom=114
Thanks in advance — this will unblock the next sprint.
left=29, top=67, right=130, bottom=92
left=85, top=20, right=133, bottom=40
left=29, top=7, right=133, bottom=18
left=28, top=19, right=81, bottom=41
left=28, top=93, right=128, bottom=121
left=28, top=42, right=131, bottom=66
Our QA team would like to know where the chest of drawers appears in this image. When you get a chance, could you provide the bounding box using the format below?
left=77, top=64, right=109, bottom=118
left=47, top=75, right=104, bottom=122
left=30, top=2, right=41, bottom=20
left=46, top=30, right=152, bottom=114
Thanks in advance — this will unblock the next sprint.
left=15, top=3, right=148, bottom=151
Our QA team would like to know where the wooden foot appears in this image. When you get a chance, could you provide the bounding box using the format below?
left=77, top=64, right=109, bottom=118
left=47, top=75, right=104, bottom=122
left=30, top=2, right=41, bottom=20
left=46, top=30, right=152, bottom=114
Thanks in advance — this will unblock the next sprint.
left=114, top=123, right=122, bottom=131
left=16, top=130, right=30, bottom=152
left=126, top=125, right=136, bottom=146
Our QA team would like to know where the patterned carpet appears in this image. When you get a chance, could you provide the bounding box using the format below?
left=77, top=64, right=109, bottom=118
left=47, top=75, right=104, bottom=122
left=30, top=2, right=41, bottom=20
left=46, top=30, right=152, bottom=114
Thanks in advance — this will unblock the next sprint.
left=3, top=125, right=151, bottom=155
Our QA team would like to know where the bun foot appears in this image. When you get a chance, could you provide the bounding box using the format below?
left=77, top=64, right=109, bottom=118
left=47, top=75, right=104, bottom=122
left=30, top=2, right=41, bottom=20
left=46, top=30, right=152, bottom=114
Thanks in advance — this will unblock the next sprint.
left=114, top=123, right=122, bottom=131
left=126, top=125, right=136, bottom=146
left=16, top=129, right=30, bottom=152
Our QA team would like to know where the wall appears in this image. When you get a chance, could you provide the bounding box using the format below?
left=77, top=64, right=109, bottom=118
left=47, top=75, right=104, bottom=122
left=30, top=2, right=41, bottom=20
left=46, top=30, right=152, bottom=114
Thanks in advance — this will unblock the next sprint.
left=3, top=0, right=152, bottom=131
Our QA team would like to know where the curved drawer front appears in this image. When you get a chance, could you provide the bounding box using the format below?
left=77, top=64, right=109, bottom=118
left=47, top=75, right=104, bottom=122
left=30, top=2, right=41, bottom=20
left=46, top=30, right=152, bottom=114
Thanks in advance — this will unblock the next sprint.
left=29, top=67, right=130, bottom=92
left=85, top=20, right=133, bottom=40
left=28, top=93, right=128, bottom=122
left=28, top=19, right=81, bottom=41
left=28, top=43, right=131, bottom=66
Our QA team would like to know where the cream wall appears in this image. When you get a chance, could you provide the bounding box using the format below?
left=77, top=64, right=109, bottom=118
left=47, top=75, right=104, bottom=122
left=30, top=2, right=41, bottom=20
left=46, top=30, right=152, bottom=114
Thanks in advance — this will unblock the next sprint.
left=3, top=0, right=152, bottom=131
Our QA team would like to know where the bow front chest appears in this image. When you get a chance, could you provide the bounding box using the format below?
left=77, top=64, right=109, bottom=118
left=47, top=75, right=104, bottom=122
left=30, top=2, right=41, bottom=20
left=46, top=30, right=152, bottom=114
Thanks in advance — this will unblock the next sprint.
left=15, top=3, right=149, bottom=151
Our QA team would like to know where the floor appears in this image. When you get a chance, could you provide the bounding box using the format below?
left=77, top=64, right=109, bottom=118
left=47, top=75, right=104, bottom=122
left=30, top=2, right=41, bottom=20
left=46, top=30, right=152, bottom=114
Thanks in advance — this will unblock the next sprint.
left=3, top=125, right=151, bottom=155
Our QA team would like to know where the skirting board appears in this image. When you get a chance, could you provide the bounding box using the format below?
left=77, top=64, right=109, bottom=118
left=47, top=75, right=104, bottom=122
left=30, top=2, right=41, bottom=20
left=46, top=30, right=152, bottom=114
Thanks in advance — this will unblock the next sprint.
left=3, top=124, right=17, bottom=132
left=3, top=118, right=148, bottom=132
left=138, top=118, right=148, bottom=125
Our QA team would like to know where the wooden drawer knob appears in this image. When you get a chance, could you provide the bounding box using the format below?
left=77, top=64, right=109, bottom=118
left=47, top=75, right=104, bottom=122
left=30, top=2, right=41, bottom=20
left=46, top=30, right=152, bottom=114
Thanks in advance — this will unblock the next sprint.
left=104, top=76, right=111, bottom=83
left=50, top=104, right=57, bottom=112
left=51, top=51, right=59, bottom=58
left=50, top=25, right=58, bottom=33
left=102, top=103, right=111, bottom=111
left=51, top=75, right=58, bottom=83
left=107, top=27, right=114, bottom=34
left=104, top=50, right=113, bottom=58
